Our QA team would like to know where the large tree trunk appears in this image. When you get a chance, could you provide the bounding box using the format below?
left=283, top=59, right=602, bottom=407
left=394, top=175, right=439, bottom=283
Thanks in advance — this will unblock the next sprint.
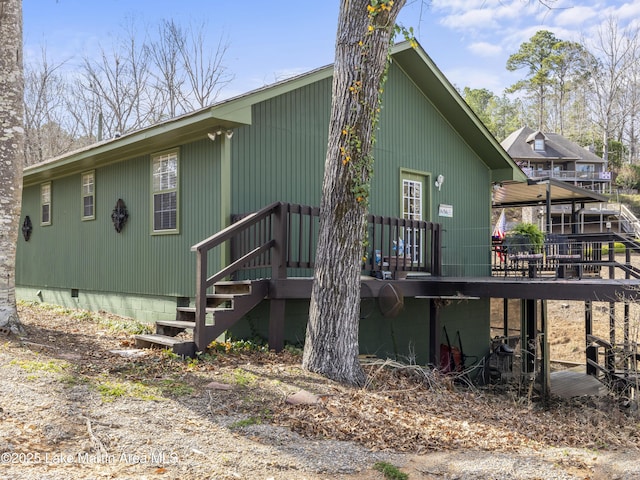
left=302, top=0, right=405, bottom=386
left=0, top=0, right=25, bottom=335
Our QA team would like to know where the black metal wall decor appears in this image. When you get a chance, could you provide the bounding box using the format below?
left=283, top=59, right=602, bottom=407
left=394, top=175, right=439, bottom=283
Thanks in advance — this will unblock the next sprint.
left=111, top=199, right=129, bottom=233
left=22, top=216, right=32, bottom=241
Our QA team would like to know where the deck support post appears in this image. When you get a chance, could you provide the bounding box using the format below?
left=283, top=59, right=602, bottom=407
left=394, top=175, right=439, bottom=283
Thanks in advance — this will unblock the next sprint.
left=585, top=300, right=596, bottom=376
left=429, top=299, right=440, bottom=366
left=268, top=203, right=287, bottom=352
left=521, top=298, right=537, bottom=375
left=540, top=299, right=550, bottom=400
left=269, top=299, right=285, bottom=352
left=503, top=298, right=508, bottom=338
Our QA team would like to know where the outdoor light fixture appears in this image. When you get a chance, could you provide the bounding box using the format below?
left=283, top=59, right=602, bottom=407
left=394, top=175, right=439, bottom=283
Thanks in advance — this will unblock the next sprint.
left=435, top=174, right=445, bottom=191
left=207, top=129, right=234, bottom=141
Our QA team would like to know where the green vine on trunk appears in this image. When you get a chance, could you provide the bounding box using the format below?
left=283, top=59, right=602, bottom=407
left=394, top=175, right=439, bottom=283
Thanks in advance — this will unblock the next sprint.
left=339, top=0, right=415, bottom=209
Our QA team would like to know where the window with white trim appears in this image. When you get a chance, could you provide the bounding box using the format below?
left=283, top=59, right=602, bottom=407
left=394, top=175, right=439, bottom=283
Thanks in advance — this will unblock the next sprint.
left=81, top=171, right=95, bottom=220
left=152, top=150, right=178, bottom=233
left=41, top=182, right=52, bottom=226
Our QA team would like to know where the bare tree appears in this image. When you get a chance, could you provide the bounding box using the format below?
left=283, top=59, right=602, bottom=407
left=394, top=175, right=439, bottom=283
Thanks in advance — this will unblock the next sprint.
left=302, top=0, right=406, bottom=386
left=0, top=0, right=25, bottom=334
left=23, top=47, right=77, bottom=164
left=77, top=22, right=152, bottom=139
left=177, top=23, right=233, bottom=109
left=147, top=19, right=185, bottom=119
left=587, top=16, right=639, bottom=169
left=148, top=19, right=233, bottom=116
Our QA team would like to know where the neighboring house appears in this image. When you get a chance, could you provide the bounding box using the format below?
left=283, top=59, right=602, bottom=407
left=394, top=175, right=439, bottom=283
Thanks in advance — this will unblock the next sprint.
left=501, top=127, right=611, bottom=193
left=501, top=127, right=616, bottom=233
left=16, top=42, right=525, bottom=365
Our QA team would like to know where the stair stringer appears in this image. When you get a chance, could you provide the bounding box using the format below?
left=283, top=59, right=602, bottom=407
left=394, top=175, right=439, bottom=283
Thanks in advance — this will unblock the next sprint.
left=194, top=279, right=269, bottom=351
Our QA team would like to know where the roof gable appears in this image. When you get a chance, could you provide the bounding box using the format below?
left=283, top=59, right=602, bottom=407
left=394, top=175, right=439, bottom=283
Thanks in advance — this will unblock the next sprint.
left=24, top=41, right=525, bottom=186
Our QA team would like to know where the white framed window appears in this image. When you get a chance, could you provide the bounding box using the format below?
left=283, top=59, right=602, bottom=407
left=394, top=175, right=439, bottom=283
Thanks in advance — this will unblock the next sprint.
left=81, top=171, right=95, bottom=220
left=41, top=182, right=52, bottom=226
left=151, top=150, right=179, bottom=233
left=534, top=138, right=545, bottom=151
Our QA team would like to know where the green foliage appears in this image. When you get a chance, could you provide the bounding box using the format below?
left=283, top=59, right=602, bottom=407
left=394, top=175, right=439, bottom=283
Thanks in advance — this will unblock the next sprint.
left=462, top=88, right=522, bottom=140
left=229, top=417, right=261, bottom=429
left=96, top=378, right=164, bottom=402
left=618, top=194, right=640, bottom=214
left=506, top=30, right=591, bottom=130
left=601, top=242, right=626, bottom=255
left=373, top=461, right=408, bottom=480
left=10, top=358, right=68, bottom=375
left=616, top=166, right=640, bottom=190
left=510, top=222, right=544, bottom=253
left=208, top=338, right=268, bottom=354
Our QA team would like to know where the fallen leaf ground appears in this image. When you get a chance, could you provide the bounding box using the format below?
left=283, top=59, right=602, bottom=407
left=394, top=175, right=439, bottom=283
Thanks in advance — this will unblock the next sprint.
left=1, top=301, right=639, bottom=479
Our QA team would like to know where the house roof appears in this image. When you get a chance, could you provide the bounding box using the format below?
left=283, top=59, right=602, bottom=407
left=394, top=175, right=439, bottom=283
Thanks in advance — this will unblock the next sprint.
left=501, top=126, right=605, bottom=164
left=23, top=41, right=525, bottom=186
left=492, top=177, right=608, bottom=208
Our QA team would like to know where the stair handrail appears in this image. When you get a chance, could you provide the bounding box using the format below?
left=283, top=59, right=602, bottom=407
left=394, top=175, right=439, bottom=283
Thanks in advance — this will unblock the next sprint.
left=618, top=203, right=640, bottom=238
left=191, top=201, right=283, bottom=331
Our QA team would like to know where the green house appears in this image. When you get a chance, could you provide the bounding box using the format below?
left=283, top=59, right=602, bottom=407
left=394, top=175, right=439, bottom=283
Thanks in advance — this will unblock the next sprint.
left=16, top=42, right=525, bottom=364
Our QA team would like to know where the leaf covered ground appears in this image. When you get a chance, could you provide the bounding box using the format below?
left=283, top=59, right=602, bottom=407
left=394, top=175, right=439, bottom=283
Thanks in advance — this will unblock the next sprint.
left=1, top=302, right=639, bottom=479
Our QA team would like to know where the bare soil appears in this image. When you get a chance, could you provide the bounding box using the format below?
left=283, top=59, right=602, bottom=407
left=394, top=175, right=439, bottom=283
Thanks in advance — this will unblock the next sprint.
left=0, top=302, right=639, bottom=480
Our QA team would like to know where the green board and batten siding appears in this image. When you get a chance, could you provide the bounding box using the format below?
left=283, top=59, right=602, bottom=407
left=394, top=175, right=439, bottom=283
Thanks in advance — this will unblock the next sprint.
left=231, top=77, right=332, bottom=213
left=17, top=139, right=224, bottom=302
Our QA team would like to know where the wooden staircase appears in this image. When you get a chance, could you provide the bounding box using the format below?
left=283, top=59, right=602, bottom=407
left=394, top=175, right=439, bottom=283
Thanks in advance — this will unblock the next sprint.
left=134, top=279, right=268, bottom=356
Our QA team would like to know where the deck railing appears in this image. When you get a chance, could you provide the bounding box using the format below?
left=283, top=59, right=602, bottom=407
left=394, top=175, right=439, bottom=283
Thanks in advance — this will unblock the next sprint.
left=491, top=232, right=640, bottom=279
left=192, top=202, right=442, bottom=327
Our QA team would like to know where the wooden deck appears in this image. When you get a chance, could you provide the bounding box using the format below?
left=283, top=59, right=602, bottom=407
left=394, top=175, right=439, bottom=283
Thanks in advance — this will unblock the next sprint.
left=268, top=275, right=640, bottom=302
left=550, top=369, right=608, bottom=398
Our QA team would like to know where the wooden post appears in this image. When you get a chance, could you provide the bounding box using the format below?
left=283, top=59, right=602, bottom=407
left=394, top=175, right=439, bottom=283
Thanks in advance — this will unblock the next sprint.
left=503, top=298, right=509, bottom=339
left=585, top=300, right=594, bottom=375
left=429, top=299, right=440, bottom=366
left=540, top=300, right=550, bottom=400
left=269, top=203, right=287, bottom=352
left=194, top=249, right=208, bottom=351
left=521, top=298, right=537, bottom=374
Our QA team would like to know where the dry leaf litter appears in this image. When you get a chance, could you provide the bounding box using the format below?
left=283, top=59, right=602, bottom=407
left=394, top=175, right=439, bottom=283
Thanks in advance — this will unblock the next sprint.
left=0, top=302, right=638, bottom=479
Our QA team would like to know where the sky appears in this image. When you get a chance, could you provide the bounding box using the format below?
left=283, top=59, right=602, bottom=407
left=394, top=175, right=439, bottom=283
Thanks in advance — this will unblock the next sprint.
left=22, top=0, right=640, bottom=101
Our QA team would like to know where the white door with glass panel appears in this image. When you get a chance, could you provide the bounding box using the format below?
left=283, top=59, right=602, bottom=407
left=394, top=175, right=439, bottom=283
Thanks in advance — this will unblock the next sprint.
left=402, top=174, right=426, bottom=264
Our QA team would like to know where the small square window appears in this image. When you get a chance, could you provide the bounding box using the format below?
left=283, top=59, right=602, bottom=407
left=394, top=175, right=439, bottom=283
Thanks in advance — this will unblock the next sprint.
left=534, top=138, right=545, bottom=151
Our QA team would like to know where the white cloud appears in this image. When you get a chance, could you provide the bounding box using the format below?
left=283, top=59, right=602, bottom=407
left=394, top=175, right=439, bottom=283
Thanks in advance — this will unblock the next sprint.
left=439, top=8, right=500, bottom=31
left=552, top=6, right=599, bottom=27
left=611, top=1, right=640, bottom=21
left=468, top=42, right=502, bottom=57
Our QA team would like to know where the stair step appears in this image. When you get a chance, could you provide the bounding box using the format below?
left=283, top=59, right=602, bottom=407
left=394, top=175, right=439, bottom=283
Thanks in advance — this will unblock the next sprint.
left=156, top=320, right=196, bottom=329
left=155, top=320, right=196, bottom=337
left=176, top=306, right=232, bottom=315
left=134, top=334, right=196, bottom=357
left=213, top=280, right=252, bottom=295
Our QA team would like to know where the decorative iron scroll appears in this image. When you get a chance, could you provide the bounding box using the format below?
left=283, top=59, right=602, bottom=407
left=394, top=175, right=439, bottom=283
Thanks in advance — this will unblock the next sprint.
left=111, top=199, right=129, bottom=233
left=22, top=216, right=32, bottom=241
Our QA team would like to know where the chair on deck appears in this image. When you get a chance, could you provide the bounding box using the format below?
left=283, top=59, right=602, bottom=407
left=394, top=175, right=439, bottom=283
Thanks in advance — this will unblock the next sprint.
left=504, top=234, right=543, bottom=277
left=545, top=234, right=582, bottom=279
